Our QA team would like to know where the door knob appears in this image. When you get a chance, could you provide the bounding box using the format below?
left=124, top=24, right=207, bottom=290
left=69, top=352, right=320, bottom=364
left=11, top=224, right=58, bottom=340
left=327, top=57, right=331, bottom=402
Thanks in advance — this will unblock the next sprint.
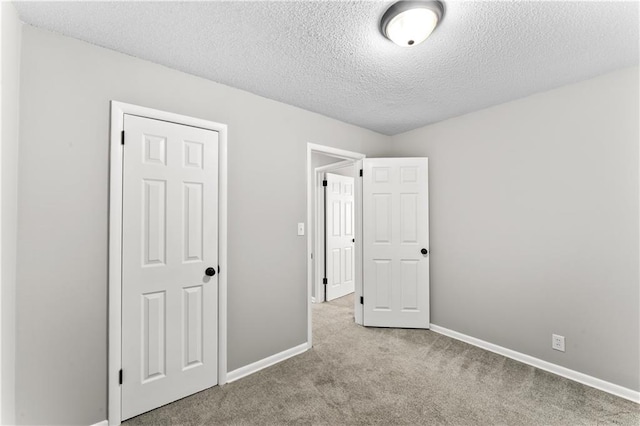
left=205, top=267, right=216, bottom=277
left=421, top=248, right=428, bottom=255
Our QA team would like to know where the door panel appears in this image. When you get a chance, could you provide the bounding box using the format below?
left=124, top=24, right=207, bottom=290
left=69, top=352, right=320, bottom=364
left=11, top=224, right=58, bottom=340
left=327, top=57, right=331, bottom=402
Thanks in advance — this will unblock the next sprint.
left=184, top=182, right=204, bottom=262
left=183, top=285, right=203, bottom=369
left=122, top=114, right=219, bottom=420
left=143, top=179, right=167, bottom=265
left=373, top=194, right=391, bottom=243
left=363, top=158, right=429, bottom=328
left=374, top=260, right=392, bottom=310
left=142, top=291, right=166, bottom=382
left=325, top=173, right=355, bottom=301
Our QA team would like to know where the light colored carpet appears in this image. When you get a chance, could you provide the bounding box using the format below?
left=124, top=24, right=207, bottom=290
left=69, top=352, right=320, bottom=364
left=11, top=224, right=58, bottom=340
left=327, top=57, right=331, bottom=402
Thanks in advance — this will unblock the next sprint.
left=124, top=293, right=640, bottom=425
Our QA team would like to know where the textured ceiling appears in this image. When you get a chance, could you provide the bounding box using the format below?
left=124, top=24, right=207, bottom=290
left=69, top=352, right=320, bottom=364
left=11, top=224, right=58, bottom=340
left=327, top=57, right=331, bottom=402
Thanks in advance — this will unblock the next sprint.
left=14, top=1, right=639, bottom=135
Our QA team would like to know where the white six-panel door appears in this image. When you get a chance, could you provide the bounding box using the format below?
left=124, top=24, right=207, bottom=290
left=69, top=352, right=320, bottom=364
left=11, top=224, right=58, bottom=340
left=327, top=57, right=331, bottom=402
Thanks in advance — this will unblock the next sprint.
left=363, top=158, right=429, bottom=328
left=325, top=173, right=355, bottom=301
left=121, top=114, right=219, bottom=420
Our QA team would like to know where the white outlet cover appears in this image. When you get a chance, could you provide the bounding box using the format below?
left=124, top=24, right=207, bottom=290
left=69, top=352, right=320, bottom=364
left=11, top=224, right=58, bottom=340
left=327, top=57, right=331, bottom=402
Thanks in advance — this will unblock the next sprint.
left=552, top=334, right=565, bottom=352
left=297, top=222, right=305, bottom=236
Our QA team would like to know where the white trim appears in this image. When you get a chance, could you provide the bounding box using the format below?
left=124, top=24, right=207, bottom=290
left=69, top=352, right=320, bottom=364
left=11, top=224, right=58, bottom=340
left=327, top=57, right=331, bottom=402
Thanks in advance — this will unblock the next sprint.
left=90, top=421, right=109, bottom=426
left=307, top=143, right=364, bottom=161
left=218, top=114, right=228, bottom=387
left=108, top=101, right=228, bottom=425
left=315, top=160, right=352, bottom=173
left=0, top=5, right=4, bottom=420
left=314, top=169, right=325, bottom=303
left=226, top=343, right=309, bottom=383
left=306, top=144, right=366, bottom=349
left=430, top=324, right=640, bottom=404
left=353, top=159, right=363, bottom=325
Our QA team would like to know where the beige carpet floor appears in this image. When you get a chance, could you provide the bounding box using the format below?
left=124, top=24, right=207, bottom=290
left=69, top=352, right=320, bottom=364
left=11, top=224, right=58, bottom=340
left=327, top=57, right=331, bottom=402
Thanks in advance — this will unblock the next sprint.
left=124, top=293, right=640, bottom=425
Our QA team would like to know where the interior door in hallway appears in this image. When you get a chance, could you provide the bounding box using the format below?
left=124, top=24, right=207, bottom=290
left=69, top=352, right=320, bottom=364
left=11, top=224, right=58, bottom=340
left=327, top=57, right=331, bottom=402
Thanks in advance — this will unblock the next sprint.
left=325, top=173, right=355, bottom=301
left=363, top=158, right=429, bottom=328
left=121, top=114, right=219, bottom=420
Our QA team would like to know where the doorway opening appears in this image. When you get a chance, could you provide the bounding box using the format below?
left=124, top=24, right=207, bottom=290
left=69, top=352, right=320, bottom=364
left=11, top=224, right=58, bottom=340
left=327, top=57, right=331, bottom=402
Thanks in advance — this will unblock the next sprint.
left=306, top=144, right=365, bottom=348
left=314, top=160, right=356, bottom=303
left=306, top=145, right=431, bottom=348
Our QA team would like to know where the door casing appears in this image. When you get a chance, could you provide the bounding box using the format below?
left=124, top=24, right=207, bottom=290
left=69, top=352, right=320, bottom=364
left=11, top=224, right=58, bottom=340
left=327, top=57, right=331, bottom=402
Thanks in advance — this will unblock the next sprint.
left=108, top=101, right=228, bottom=426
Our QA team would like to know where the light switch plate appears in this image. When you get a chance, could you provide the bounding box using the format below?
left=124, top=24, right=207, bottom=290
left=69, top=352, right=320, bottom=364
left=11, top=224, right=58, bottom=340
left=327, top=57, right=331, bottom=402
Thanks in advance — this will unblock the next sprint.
left=297, top=222, right=305, bottom=236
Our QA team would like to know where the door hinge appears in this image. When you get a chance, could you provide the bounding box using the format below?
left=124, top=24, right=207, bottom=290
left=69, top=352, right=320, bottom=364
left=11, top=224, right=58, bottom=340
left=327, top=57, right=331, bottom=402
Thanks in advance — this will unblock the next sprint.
left=119, top=369, right=123, bottom=385
left=121, top=130, right=125, bottom=145
left=322, top=179, right=327, bottom=187
left=323, top=277, right=328, bottom=285
left=360, top=296, right=364, bottom=304
left=359, top=169, right=363, bottom=177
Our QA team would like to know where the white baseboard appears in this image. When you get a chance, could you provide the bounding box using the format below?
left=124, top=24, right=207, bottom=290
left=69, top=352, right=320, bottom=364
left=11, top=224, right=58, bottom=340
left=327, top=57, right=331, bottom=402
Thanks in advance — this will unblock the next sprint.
left=90, top=421, right=108, bottom=426
left=429, top=324, right=640, bottom=404
left=226, top=342, right=309, bottom=383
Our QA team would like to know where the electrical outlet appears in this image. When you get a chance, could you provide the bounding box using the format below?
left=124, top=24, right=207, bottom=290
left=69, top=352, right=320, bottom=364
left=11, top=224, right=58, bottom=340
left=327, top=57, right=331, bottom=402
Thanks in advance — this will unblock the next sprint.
left=552, top=334, right=565, bottom=352
left=297, top=222, right=305, bottom=236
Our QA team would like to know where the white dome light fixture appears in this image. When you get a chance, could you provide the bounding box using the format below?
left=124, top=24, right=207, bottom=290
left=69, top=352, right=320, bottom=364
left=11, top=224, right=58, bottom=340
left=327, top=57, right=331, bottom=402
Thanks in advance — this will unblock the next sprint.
left=380, top=1, right=444, bottom=47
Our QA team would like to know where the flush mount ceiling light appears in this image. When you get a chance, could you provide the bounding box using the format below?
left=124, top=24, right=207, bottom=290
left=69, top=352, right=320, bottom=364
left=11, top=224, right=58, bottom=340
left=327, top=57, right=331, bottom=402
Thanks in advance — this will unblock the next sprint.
left=380, top=0, right=444, bottom=47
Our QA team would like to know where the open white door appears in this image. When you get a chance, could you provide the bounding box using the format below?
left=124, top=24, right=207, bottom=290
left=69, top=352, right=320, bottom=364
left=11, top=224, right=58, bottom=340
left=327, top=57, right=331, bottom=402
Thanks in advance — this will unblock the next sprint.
left=325, top=173, right=355, bottom=301
left=363, top=158, right=429, bottom=328
left=121, top=114, right=219, bottom=420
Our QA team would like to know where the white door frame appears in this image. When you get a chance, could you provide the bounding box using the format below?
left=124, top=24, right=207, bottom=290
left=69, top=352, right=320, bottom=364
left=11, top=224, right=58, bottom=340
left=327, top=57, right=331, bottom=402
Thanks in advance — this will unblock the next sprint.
left=313, top=160, right=352, bottom=303
left=108, top=101, right=228, bottom=426
left=306, top=143, right=365, bottom=348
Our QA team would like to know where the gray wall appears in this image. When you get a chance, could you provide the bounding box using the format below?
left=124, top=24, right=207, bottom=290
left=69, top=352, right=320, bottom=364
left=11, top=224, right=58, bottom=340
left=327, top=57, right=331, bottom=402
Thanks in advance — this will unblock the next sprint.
left=391, top=67, right=640, bottom=392
left=16, top=25, right=389, bottom=425
left=11, top=18, right=639, bottom=426
left=1, top=2, right=21, bottom=424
